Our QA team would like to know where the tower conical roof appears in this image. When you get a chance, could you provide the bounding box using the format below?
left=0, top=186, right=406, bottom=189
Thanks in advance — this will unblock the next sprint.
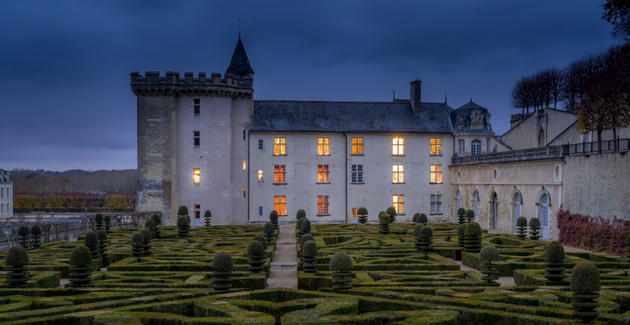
left=226, top=37, right=254, bottom=74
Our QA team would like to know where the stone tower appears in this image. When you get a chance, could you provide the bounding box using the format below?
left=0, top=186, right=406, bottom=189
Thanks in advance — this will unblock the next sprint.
left=132, top=37, right=254, bottom=226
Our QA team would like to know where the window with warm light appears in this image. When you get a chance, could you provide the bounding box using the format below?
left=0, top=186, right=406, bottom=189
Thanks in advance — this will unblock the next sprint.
left=274, top=137, right=286, bottom=155
left=274, top=165, right=286, bottom=183
left=194, top=98, right=200, bottom=115
left=274, top=196, right=286, bottom=216
left=352, top=207, right=358, bottom=219
left=243, top=187, right=246, bottom=198
left=194, top=204, right=200, bottom=219
left=317, top=195, right=329, bottom=215
left=243, top=159, right=246, bottom=170
left=431, top=194, right=442, bottom=214
left=430, top=138, right=441, bottom=155
left=193, top=131, right=200, bottom=147
left=317, top=137, right=330, bottom=156
left=430, top=165, right=442, bottom=184
left=193, top=168, right=201, bottom=184
left=351, top=165, right=363, bottom=184
left=392, top=164, right=404, bottom=183
left=317, top=165, right=329, bottom=183
left=351, top=137, right=363, bottom=155
left=393, top=195, right=404, bottom=214
left=392, top=137, right=404, bottom=155
left=258, top=170, right=263, bottom=181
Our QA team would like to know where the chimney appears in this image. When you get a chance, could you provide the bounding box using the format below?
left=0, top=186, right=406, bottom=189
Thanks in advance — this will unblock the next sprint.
left=410, top=80, right=422, bottom=116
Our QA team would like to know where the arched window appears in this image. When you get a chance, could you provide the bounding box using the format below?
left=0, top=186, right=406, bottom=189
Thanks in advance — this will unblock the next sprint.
left=540, top=193, right=550, bottom=239
left=513, top=192, right=522, bottom=233
left=471, top=140, right=482, bottom=155
left=473, top=191, right=479, bottom=221
left=538, top=129, right=545, bottom=147
left=492, top=193, right=498, bottom=230
left=456, top=190, right=461, bottom=210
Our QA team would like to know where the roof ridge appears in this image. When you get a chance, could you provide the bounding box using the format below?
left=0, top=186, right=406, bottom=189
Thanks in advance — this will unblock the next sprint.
left=254, top=100, right=446, bottom=104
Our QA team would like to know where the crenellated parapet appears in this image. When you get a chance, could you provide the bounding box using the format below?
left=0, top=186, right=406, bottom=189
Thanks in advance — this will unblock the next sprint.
left=130, top=71, right=253, bottom=98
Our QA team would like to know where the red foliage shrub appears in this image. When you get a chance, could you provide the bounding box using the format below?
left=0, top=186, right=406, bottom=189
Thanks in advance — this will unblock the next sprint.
left=557, top=208, right=630, bottom=256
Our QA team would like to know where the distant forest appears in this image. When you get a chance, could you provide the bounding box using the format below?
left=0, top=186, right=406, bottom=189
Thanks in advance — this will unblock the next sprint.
left=10, top=169, right=137, bottom=195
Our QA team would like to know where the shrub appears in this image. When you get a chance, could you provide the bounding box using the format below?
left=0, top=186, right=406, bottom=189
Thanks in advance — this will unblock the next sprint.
left=303, top=240, right=317, bottom=257
left=270, top=210, right=279, bottom=221
left=417, top=213, right=428, bottom=224
left=131, top=232, right=144, bottom=244
left=84, top=232, right=99, bottom=247
left=145, top=219, right=156, bottom=229
left=457, top=208, right=467, bottom=224
left=479, top=245, right=500, bottom=262
left=517, top=216, right=528, bottom=227
left=379, top=214, right=391, bottom=224
left=17, top=225, right=30, bottom=237
left=263, top=222, right=275, bottom=234
left=95, top=213, right=103, bottom=222
left=464, top=222, right=482, bottom=253
left=247, top=240, right=265, bottom=256
left=151, top=214, right=162, bottom=226
left=69, top=245, right=93, bottom=266
left=30, top=225, right=42, bottom=235
left=140, top=229, right=152, bottom=241
left=457, top=224, right=467, bottom=248
left=546, top=241, right=565, bottom=263
left=329, top=252, right=353, bottom=271
left=301, top=218, right=311, bottom=233
left=529, top=217, right=541, bottom=240
left=457, top=208, right=466, bottom=216
left=5, top=246, right=29, bottom=266
left=104, top=215, right=111, bottom=222
left=177, top=206, right=188, bottom=216
left=297, top=217, right=305, bottom=231
left=545, top=241, right=568, bottom=283
left=412, top=213, right=420, bottom=223
left=212, top=252, right=233, bottom=290
left=247, top=240, right=265, bottom=274
left=557, top=208, right=630, bottom=256
left=516, top=216, right=528, bottom=239
left=479, top=245, right=500, bottom=283
left=413, top=224, right=423, bottom=238
left=296, top=209, right=306, bottom=220
left=253, top=235, right=268, bottom=250
left=358, top=207, right=367, bottom=217
left=465, top=209, right=475, bottom=222
left=212, top=252, right=234, bottom=270
left=302, top=240, right=318, bottom=273
left=97, top=230, right=108, bottom=241
left=386, top=207, right=397, bottom=222
left=300, top=234, right=315, bottom=250
left=420, top=225, right=433, bottom=238
left=177, top=216, right=190, bottom=227
left=204, top=210, right=212, bottom=227
left=570, top=262, right=601, bottom=322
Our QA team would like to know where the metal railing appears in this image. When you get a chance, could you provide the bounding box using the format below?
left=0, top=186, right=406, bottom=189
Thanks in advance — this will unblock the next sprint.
left=0, top=211, right=160, bottom=252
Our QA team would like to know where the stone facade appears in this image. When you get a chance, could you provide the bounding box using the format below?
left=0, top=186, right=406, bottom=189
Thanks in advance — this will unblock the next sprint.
left=0, top=170, right=13, bottom=218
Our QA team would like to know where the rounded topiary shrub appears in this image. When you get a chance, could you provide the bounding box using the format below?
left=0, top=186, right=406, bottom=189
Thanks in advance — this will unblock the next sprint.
left=263, top=222, right=275, bottom=245
left=417, top=213, right=428, bottom=225
left=270, top=210, right=279, bottom=221
left=151, top=214, right=163, bottom=239
left=151, top=214, right=162, bottom=226
left=414, top=225, right=433, bottom=259
left=95, top=214, right=103, bottom=222
left=68, top=245, right=93, bottom=287
left=247, top=240, right=265, bottom=274
left=5, top=246, right=30, bottom=286
left=329, top=252, right=353, bottom=290
left=302, top=240, right=318, bottom=273
left=465, top=209, right=475, bottom=223
left=30, top=224, right=42, bottom=249
left=94, top=213, right=103, bottom=231
left=130, top=232, right=144, bottom=261
left=97, top=229, right=108, bottom=241
left=17, top=225, right=30, bottom=249
left=379, top=214, right=391, bottom=234
left=457, top=224, right=467, bottom=248
left=177, top=206, right=189, bottom=216
left=204, top=210, right=212, bottom=227
left=516, top=216, right=528, bottom=239
left=544, top=241, right=567, bottom=283
left=479, top=245, right=500, bottom=283
left=141, top=228, right=152, bottom=241
left=386, top=207, right=397, bottom=223
left=464, top=222, right=482, bottom=253
left=212, top=252, right=234, bottom=290
left=253, top=235, right=268, bottom=250
left=412, top=213, right=420, bottom=223
left=70, top=245, right=93, bottom=267
left=103, top=215, right=111, bottom=231
left=457, top=208, right=466, bottom=224
left=296, top=209, right=306, bottom=220
left=570, top=262, right=601, bottom=323
left=97, top=229, right=109, bottom=266
left=84, top=232, right=100, bottom=260
left=529, top=217, right=541, bottom=240
left=177, top=216, right=190, bottom=238
left=145, top=219, right=156, bottom=229
left=357, top=207, right=368, bottom=224
left=30, top=225, right=42, bottom=236
left=301, top=218, right=311, bottom=234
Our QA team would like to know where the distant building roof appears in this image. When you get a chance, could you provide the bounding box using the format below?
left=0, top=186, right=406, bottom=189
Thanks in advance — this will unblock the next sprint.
left=252, top=101, right=454, bottom=133
left=225, top=37, right=254, bottom=75
left=449, top=100, right=493, bottom=134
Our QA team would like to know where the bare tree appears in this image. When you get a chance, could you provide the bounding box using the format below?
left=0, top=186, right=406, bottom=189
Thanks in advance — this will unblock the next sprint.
left=603, top=0, right=630, bottom=41
left=546, top=67, right=563, bottom=109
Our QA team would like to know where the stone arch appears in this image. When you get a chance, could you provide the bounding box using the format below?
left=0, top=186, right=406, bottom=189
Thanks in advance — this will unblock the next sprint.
left=510, top=188, right=523, bottom=233
left=487, top=189, right=499, bottom=230
left=455, top=188, right=462, bottom=211
left=471, top=188, right=479, bottom=222
left=536, top=189, right=552, bottom=239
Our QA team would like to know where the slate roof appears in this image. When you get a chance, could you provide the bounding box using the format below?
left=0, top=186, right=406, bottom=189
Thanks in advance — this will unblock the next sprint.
left=226, top=37, right=254, bottom=74
left=449, top=100, right=493, bottom=134
left=252, top=101, right=454, bottom=133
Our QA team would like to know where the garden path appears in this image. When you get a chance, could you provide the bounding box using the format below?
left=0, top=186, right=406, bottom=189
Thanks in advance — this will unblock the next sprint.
left=267, top=225, right=298, bottom=289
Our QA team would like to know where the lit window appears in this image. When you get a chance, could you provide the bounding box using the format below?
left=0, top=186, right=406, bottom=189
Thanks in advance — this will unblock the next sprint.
left=351, top=165, right=363, bottom=184
left=243, top=187, right=246, bottom=198
left=193, top=168, right=201, bottom=184
left=458, top=139, right=465, bottom=156
left=274, top=137, right=286, bottom=155
left=193, top=131, right=200, bottom=147
left=351, top=137, right=363, bottom=155
left=274, top=196, right=286, bottom=216
left=317, top=165, right=329, bottom=183
left=274, top=165, right=286, bottom=183
left=392, top=137, right=405, bottom=155
left=194, top=205, right=201, bottom=219
left=258, top=139, right=263, bottom=150
left=243, top=159, right=246, bottom=170
left=317, top=137, right=330, bottom=156
left=430, top=165, right=442, bottom=184
left=430, top=138, right=441, bottom=155
left=393, top=195, right=404, bottom=214
left=352, top=207, right=358, bottom=219
left=194, top=98, right=200, bottom=115
left=471, top=140, right=482, bottom=155
left=317, top=195, right=329, bottom=215
left=258, top=170, right=263, bottom=181
left=258, top=206, right=264, bottom=217
left=392, top=165, right=404, bottom=184
left=431, top=194, right=442, bottom=214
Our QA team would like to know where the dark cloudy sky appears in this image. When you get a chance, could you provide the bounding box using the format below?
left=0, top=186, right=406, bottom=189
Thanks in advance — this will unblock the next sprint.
left=0, top=1, right=619, bottom=171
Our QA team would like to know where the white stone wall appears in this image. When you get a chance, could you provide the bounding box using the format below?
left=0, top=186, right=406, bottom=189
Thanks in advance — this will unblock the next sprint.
left=501, top=109, right=577, bottom=150
left=249, top=132, right=454, bottom=223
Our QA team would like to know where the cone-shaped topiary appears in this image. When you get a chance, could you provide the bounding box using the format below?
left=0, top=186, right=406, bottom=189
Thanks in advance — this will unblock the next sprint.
left=212, top=252, right=233, bottom=290
left=68, top=245, right=93, bottom=286
left=263, top=222, right=275, bottom=246
left=84, top=232, right=100, bottom=260
left=253, top=235, right=268, bottom=250
left=177, top=216, right=190, bottom=238
left=97, top=230, right=110, bottom=267
left=464, top=222, right=482, bottom=253
left=177, top=206, right=188, bottom=217
left=247, top=240, right=265, bottom=274
left=30, top=224, right=42, bottom=249
left=544, top=241, right=568, bottom=283
left=457, top=208, right=467, bottom=224
left=204, top=210, right=212, bottom=227
left=95, top=213, right=103, bottom=231
left=457, top=224, right=467, bottom=248
left=358, top=207, right=368, bottom=224
left=479, top=245, right=501, bottom=283
left=529, top=217, right=541, bottom=240
left=417, top=213, right=428, bottom=225
left=17, top=225, right=30, bottom=249
left=151, top=214, right=163, bottom=239
left=130, top=232, right=144, bottom=262
left=140, top=229, right=152, bottom=257
left=104, top=215, right=111, bottom=232
left=330, top=252, right=353, bottom=290
left=386, top=207, right=397, bottom=223
left=414, top=225, right=433, bottom=260
left=570, top=262, right=601, bottom=323
left=379, top=214, right=391, bottom=234
left=516, top=217, right=528, bottom=239
left=145, top=219, right=157, bottom=239
left=302, top=240, right=318, bottom=273
left=465, top=209, right=475, bottom=223
left=4, top=246, right=30, bottom=286
left=269, top=210, right=279, bottom=230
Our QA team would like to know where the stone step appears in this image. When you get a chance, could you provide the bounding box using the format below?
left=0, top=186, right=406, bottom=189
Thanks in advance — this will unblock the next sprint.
left=271, top=263, right=297, bottom=269
left=276, top=242, right=296, bottom=246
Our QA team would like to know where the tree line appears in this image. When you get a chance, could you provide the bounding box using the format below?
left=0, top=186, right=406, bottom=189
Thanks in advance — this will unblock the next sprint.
left=10, top=169, right=137, bottom=195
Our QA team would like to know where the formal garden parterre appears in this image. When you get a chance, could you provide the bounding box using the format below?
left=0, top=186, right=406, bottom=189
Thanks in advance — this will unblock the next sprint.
left=1, top=209, right=630, bottom=324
